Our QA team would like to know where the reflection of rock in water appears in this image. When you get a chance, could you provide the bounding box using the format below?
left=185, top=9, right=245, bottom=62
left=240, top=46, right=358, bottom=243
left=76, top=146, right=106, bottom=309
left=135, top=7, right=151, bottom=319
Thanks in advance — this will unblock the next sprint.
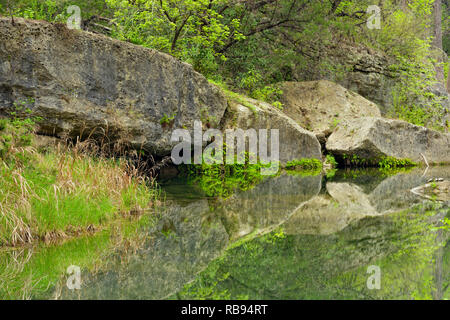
left=206, top=204, right=448, bottom=300
left=56, top=200, right=228, bottom=299
left=411, top=180, right=450, bottom=202
left=285, top=167, right=450, bottom=236
left=368, top=167, right=450, bottom=213
left=335, top=167, right=450, bottom=213
left=52, top=168, right=449, bottom=300
left=330, top=168, right=389, bottom=193
left=54, top=173, right=321, bottom=299
left=217, top=173, right=322, bottom=240
left=284, top=182, right=379, bottom=235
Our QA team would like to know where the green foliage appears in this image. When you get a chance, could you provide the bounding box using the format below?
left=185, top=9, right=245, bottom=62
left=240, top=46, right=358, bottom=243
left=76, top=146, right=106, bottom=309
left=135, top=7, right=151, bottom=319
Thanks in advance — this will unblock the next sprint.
left=159, top=113, right=176, bottom=126
left=286, top=158, right=322, bottom=170
left=0, top=100, right=41, bottom=162
left=252, top=86, right=283, bottom=109
left=237, top=70, right=283, bottom=107
left=4, top=0, right=446, bottom=130
left=3, top=0, right=108, bottom=22
left=341, top=154, right=372, bottom=167
left=0, top=118, right=8, bottom=131
left=181, top=152, right=276, bottom=199
left=8, top=0, right=64, bottom=21
left=378, top=156, right=417, bottom=169
left=340, top=154, right=418, bottom=169
left=285, top=158, right=322, bottom=171
left=105, top=0, right=243, bottom=77
left=359, top=0, right=446, bottom=130
left=325, top=154, right=338, bottom=167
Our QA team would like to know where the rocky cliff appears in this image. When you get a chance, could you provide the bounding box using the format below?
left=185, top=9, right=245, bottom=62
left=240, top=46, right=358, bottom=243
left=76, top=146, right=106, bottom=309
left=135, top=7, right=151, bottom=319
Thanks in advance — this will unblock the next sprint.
left=0, top=17, right=227, bottom=156
left=292, top=41, right=397, bottom=113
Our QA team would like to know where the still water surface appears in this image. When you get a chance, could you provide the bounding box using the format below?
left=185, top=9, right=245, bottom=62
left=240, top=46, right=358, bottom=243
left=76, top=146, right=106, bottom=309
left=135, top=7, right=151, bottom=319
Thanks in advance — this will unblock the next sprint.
left=1, top=167, right=449, bottom=299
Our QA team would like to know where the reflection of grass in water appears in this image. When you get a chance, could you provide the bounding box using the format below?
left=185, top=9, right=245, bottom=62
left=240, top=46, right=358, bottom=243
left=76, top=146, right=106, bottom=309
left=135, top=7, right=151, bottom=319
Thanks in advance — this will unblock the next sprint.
left=377, top=165, right=416, bottom=176
left=285, top=169, right=321, bottom=177
left=181, top=160, right=323, bottom=199
left=0, top=212, right=157, bottom=300
left=330, top=166, right=415, bottom=181
left=0, top=232, right=110, bottom=300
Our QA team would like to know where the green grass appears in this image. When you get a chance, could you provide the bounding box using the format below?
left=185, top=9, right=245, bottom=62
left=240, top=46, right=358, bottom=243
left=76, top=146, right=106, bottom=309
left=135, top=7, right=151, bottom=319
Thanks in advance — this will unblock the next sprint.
left=159, top=113, right=176, bottom=126
left=339, top=154, right=418, bottom=169
left=0, top=128, right=160, bottom=247
left=325, top=154, right=338, bottom=167
left=282, top=158, right=323, bottom=176
left=285, top=158, right=322, bottom=171
left=378, top=156, right=417, bottom=169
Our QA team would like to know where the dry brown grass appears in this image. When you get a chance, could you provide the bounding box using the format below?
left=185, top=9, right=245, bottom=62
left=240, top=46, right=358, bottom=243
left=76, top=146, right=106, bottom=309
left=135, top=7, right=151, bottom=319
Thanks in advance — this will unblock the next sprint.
left=0, top=135, right=160, bottom=247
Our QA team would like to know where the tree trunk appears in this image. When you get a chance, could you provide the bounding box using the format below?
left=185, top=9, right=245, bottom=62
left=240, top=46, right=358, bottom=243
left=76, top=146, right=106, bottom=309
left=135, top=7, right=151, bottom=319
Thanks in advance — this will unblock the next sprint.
left=433, top=0, right=445, bottom=84
left=447, top=58, right=450, bottom=93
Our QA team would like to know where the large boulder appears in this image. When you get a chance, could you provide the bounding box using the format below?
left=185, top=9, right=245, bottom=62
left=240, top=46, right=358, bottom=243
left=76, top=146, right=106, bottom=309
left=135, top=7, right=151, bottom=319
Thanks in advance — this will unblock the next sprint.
left=0, top=18, right=227, bottom=156
left=326, top=117, right=450, bottom=165
left=279, top=80, right=381, bottom=143
left=221, top=96, right=322, bottom=165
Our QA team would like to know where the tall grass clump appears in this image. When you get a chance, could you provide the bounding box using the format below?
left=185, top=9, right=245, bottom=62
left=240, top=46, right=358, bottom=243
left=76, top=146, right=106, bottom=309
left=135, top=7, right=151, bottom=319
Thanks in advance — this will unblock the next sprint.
left=0, top=116, right=160, bottom=247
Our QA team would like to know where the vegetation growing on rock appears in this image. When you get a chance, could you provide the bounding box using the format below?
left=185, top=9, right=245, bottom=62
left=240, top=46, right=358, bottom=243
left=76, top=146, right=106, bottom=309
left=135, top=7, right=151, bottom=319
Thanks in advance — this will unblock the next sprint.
left=285, top=158, right=323, bottom=171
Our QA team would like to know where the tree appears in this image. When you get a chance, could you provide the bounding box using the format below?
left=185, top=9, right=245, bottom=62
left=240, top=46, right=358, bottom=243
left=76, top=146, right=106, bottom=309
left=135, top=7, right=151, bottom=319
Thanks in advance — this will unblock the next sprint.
left=106, top=1, right=241, bottom=54
left=433, top=0, right=445, bottom=84
left=447, top=61, right=450, bottom=92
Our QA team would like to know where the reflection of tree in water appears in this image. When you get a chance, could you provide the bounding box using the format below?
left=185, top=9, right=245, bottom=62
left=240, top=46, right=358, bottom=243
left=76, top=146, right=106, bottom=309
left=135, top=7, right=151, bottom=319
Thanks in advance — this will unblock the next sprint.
left=175, top=202, right=449, bottom=300
left=443, top=240, right=450, bottom=299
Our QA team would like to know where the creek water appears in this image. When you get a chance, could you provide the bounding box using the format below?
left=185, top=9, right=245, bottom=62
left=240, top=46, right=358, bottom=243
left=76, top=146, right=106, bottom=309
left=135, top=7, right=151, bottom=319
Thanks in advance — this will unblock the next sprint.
left=1, top=167, right=449, bottom=300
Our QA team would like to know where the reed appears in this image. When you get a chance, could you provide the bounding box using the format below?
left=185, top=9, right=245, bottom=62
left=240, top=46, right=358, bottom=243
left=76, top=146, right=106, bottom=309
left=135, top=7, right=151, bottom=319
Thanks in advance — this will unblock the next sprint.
left=0, top=118, right=160, bottom=247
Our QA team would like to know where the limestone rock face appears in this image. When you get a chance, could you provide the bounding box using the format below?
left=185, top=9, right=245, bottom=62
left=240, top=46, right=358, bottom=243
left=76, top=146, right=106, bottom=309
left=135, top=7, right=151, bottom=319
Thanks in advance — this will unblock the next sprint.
left=221, top=96, right=322, bottom=165
left=328, top=43, right=396, bottom=113
left=0, top=18, right=227, bottom=156
left=291, top=41, right=396, bottom=113
left=326, top=117, right=450, bottom=164
left=279, top=80, right=381, bottom=142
